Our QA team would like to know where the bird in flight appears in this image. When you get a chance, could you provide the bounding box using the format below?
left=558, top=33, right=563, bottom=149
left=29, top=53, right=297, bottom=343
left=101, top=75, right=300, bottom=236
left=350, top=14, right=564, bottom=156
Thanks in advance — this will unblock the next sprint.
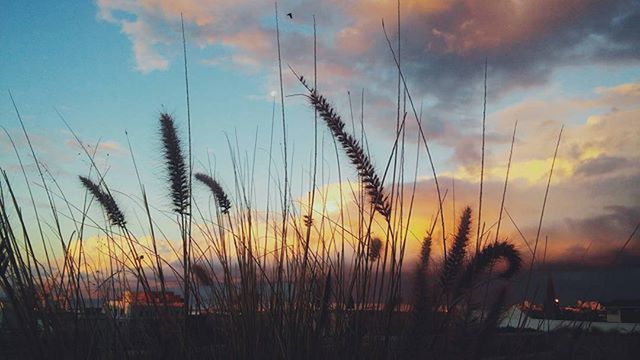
left=287, top=13, right=293, bottom=19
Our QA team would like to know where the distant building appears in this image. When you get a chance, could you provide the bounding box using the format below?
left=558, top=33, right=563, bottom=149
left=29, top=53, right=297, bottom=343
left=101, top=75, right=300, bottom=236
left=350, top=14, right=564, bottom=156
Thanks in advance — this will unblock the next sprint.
left=604, top=300, right=640, bottom=323
left=105, top=290, right=184, bottom=319
left=575, top=300, right=604, bottom=311
left=502, top=305, right=640, bottom=333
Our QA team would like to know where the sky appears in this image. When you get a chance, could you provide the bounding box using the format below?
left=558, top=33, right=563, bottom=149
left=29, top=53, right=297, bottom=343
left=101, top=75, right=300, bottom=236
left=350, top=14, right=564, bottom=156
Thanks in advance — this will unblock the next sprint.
left=1, top=0, right=640, bottom=302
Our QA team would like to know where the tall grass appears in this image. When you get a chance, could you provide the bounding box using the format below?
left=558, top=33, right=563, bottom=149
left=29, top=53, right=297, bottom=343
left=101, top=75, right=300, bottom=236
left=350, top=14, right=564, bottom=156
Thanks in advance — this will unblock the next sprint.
left=0, top=17, right=536, bottom=360
left=0, top=94, right=528, bottom=360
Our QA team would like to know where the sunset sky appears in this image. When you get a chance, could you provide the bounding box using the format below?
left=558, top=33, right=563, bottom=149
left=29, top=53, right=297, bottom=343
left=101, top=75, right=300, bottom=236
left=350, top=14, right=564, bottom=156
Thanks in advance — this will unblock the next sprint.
left=1, top=1, right=639, bottom=300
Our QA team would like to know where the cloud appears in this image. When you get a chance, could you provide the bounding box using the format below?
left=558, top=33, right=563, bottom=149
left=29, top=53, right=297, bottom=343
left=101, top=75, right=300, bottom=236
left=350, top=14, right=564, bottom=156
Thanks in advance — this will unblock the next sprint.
left=96, top=0, right=640, bottom=152
left=93, top=1, right=640, bottom=271
left=574, top=156, right=631, bottom=177
left=122, top=19, right=170, bottom=72
left=97, top=0, right=272, bottom=72
left=457, top=79, right=640, bottom=184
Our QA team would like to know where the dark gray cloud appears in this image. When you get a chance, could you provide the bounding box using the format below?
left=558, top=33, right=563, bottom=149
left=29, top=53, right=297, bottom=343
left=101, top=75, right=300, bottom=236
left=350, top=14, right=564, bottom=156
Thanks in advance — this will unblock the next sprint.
left=366, top=0, right=640, bottom=136
left=575, top=156, right=631, bottom=177
left=564, top=205, right=640, bottom=247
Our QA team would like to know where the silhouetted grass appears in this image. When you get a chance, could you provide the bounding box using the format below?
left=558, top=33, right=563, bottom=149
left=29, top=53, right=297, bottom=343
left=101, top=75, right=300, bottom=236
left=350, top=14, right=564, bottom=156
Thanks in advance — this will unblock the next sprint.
left=1, top=11, right=595, bottom=360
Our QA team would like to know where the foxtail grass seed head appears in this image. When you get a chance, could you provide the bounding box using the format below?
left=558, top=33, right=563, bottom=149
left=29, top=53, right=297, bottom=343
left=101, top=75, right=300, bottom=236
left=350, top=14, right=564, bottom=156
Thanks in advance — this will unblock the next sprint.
left=473, top=241, right=522, bottom=280
left=308, top=88, right=391, bottom=219
left=194, top=173, right=231, bottom=214
left=79, top=176, right=126, bottom=228
left=420, top=236, right=432, bottom=267
left=368, top=237, right=383, bottom=261
left=192, top=263, right=213, bottom=286
left=441, top=206, right=472, bottom=292
left=457, top=241, right=522, bottom=296
left=159, top=112, right=190, bottom=215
